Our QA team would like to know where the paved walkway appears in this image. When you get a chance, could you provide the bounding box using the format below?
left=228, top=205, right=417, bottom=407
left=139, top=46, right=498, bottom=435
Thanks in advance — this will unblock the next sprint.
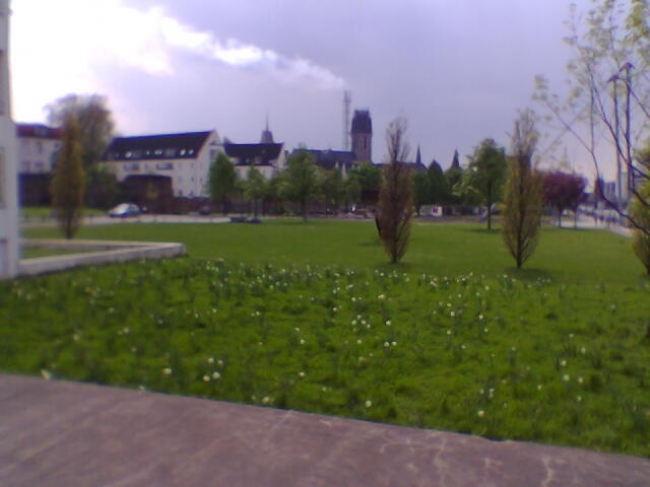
left=1, top=374, right=648, bottom=486
left=19, top=239, right=186, bottom=276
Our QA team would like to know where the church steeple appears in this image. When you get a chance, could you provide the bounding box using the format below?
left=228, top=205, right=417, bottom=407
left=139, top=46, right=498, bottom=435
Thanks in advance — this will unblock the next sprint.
left=415, top=145, right=422, bottom=166
left=260, top=116, right=274, bottom=144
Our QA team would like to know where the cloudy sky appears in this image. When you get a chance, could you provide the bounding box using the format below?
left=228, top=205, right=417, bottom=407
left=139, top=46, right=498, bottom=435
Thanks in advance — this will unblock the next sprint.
left=11, top=0, right=600, bottom=175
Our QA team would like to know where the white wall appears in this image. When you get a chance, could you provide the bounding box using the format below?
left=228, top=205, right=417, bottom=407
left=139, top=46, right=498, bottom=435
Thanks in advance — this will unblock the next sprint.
left=0, top=0, right=19, bottom=279
left=105, top=131, right=223, bottom=198
left=19, top=135, right=60, bottom=173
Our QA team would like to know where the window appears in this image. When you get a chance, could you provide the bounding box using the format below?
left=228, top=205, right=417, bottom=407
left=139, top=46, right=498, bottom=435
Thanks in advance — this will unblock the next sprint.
left=165, top=148, right=176, bottom=157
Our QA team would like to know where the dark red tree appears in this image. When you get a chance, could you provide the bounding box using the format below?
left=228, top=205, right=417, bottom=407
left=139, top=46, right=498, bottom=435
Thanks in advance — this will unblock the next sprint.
left=543, top=171, right=587, bottom=227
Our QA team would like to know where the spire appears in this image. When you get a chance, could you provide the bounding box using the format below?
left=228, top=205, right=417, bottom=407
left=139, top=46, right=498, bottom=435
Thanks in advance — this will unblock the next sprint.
left=260, top=115, right=274, bottom=144
left=416, top=145, right=422, bottom=166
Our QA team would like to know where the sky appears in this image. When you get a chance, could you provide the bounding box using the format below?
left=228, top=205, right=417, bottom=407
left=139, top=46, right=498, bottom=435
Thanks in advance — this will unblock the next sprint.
left=11, top=0, right=604, bottom=177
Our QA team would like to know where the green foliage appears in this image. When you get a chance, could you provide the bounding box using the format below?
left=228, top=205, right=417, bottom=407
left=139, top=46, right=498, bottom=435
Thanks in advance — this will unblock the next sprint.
left=50, top=115, right=85, bottom=239
left=282, top=151, right=319, bottom=221
left=86, top=165, right=121, bottom=210
left=502, top=111, right=544, bottom=269
left=412, top=171, right=430, bottom=215
left=244, top=166, right=267, bottom=217
left=349, top=162, right=382, bottom=202
left=444, top=152, right=465, bottom=206
left=47, top=93, right=115, bottom=171
left=427, top=160, right=449, bottom=205
left=464, top=139, right=508, bottom=230
left=2, top=258, right=649, bottom=456
left=630, top=180, right=650, bottom=274
left=320, top=168, right=344, bottom=213
left=208, top=153, right=238, bottom=215
left=343, top=175, right=362, bottom=210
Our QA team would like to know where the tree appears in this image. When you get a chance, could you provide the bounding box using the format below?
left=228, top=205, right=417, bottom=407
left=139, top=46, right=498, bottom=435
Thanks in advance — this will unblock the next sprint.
left=283, top=150, right=319, bottom=221
left=427, top=159, right=449, bottom=205
left=502, top=110, right=544, bottom=269
left=464, top=139, right=508, bottom=230
left=444, top=151, right=464, bottom=205
left=46, top=94, right=116, bottom=209
left=343, top=175, right=362, bottom=211
left=534, top=0, right=650, bottom=236
left=50, top=115, right=85, bottom=239
left=207, top=153, right=237, bottom=215
left=377, top=117, right=413, bottom=264
left=630, top=179, right=650, bottom=274
left=244, top=166, right=267, bottom=218
left=46, top=94, right=115, bottom=169
left=543, top=170, right=587, bottom=227
left=412, top=171, right=430, bottom=216
left=320, top=168, right=344, bottom=214
left=348, top=161, right=382, bottom=203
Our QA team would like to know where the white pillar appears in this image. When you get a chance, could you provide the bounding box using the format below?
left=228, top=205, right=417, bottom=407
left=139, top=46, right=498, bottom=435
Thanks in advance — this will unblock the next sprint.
left=0, top=0, right=19, bottom=279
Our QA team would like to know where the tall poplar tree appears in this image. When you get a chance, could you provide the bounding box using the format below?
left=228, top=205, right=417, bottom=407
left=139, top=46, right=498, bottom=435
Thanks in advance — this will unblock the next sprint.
left=502, top=110, right=544, bottom=269
left=378, top=117, right=413, bottom=264
left=50, top=115, right=85, bottom=239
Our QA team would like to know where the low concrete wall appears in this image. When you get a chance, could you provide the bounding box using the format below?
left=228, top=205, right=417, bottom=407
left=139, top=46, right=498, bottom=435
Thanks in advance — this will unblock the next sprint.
left=19, top=239, right=186, bottom=276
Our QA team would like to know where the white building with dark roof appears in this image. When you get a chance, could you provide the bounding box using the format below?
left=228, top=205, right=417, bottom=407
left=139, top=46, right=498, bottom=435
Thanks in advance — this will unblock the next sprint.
left=17, top=123, right=62, bottom=174
left=0, top=0, right=18, bottom=279
left=102, top=130, right=222, bottom=197
left=224, top=126, right=286, bottom=180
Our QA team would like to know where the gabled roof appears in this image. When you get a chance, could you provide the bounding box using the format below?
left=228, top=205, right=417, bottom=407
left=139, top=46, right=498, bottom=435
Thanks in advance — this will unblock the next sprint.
left=224, top=142, right=283, bottom=166
left=103, top=131, right=213, bottom=161
left=305, top=149, right=357, bottom=171
left=17, top=123, right=62, bottom=140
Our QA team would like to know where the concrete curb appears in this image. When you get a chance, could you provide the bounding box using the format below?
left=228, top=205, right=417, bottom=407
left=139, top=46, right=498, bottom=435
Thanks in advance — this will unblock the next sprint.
left=19, top=239, right=186, bottom=276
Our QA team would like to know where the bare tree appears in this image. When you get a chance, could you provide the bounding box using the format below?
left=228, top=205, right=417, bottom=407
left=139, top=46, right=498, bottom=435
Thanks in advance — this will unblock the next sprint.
left=378, top=117, right=413, bottom=264
left=534, top=0, right=650, bottom=236
left=502, top=110, right=545, bottom=269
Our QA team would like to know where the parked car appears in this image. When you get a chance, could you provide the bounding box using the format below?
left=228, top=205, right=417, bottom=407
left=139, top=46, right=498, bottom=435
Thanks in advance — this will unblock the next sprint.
left=108, top=203, right=140, bottom=218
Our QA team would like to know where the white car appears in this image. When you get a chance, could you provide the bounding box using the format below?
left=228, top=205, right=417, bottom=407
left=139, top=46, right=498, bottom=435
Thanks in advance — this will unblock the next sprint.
left=108, top=203, right=140, bottom=218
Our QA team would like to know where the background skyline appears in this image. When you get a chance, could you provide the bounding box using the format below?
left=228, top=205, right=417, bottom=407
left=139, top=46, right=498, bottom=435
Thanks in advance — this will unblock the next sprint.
left=12, top=0, right=602, bottom=177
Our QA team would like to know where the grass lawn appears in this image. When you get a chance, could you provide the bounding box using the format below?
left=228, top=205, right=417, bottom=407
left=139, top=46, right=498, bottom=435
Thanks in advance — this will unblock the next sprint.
left=7, top=219, right=650, bottom=457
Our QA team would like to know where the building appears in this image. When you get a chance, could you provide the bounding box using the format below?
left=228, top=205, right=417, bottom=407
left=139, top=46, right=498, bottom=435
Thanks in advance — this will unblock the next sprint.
left=0, top=0, right=18, bottom=278
left=17, top=123, right=61, bottom=174
left=350, top=110, right=372, bottom=163
left=102, top=130, right=222, bottom=199
left=302, top=149, right=357, bottom=176
left=224, top=126, right=286, bottom=180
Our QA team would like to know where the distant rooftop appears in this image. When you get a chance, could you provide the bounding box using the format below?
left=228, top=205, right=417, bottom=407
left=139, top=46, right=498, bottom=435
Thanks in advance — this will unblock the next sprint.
left=224, top=142, right=283, bottom=166
left=17, top=123, right=62, bottom=140
left=103, top=131, right=214, bottom=161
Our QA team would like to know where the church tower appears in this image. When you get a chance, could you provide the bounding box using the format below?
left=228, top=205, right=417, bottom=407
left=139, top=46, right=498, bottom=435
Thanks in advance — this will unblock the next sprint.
left=0, top=0, right=18, bottom=279
left=350, top=110, right=372, bottom=163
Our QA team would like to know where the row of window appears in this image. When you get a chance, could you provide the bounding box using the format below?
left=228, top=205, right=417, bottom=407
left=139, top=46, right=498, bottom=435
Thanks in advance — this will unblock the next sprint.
left=122, top=148, right=195, bottom=159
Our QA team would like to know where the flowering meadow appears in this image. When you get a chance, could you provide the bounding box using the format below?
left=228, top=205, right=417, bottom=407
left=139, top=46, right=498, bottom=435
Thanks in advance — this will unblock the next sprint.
left=1, top=255, right=649, bottom=456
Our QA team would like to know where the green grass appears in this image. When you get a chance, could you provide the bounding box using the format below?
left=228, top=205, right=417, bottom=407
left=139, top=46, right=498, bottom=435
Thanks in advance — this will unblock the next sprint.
left=21, top=247, right=95, bottom=259
left=21, top=206, right=105, bottom=220
left=7, top=219, right=650, bottom=457
left=22, top=220, right=645, bottom=283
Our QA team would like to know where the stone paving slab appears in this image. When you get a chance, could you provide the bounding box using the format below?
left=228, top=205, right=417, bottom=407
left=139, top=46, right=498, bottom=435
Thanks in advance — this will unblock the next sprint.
left=1, top=374, right=648, bottom=487
left=19, top=239, right=186, bottom=276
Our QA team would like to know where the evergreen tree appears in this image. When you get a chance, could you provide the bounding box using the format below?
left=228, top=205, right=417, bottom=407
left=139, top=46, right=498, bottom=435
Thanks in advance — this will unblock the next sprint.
left=50, top=115, right=85, bottom=239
